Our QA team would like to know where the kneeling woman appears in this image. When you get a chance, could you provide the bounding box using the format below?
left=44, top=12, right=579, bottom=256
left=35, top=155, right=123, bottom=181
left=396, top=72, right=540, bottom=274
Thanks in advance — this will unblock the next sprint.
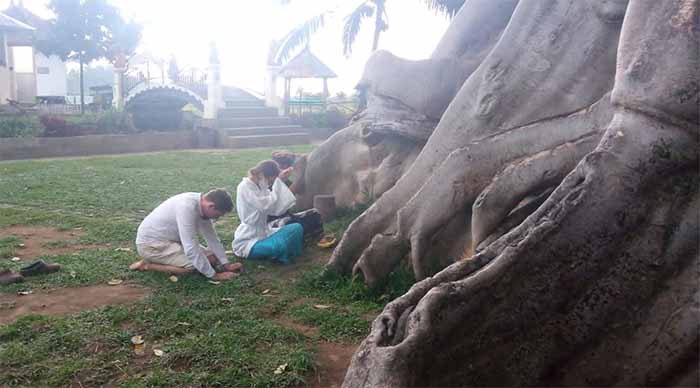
left=232, top=160, right=303, bottom=264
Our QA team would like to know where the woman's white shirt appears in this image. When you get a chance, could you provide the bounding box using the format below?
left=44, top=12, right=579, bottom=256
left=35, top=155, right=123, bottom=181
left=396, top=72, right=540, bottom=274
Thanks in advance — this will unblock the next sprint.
left=232, top=177, right=296, bottom=257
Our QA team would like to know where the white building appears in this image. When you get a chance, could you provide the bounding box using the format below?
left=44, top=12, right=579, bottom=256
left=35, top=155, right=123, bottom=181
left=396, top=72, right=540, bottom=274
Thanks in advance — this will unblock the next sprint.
left=1, top=1, right=68, bottom=104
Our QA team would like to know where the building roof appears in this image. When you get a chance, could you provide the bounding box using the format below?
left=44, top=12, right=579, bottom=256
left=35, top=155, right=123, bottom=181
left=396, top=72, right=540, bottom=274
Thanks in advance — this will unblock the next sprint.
left=0, top=11, right=34, bottom=32
left=278, top=47, right=337, bottom=79
left=3, top=3, right=48, bottom=39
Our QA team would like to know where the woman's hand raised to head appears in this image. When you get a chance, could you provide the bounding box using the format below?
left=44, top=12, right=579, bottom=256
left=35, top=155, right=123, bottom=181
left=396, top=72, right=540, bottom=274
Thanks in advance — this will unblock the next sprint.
left=279, top=167, right=293, bottom=180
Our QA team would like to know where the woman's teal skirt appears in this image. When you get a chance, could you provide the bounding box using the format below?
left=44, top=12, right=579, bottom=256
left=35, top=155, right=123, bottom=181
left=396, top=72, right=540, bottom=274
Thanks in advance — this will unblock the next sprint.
left=247, top=223, right=303, bottom=264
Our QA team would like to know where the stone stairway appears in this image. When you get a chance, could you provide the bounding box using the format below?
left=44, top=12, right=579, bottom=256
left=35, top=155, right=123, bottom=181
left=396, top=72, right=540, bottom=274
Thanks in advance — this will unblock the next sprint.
left=217, top=96, right=310, bottom=149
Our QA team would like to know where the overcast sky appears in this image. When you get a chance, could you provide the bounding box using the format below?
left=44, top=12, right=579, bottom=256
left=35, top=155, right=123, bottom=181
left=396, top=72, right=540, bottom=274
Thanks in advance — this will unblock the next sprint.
left=1, top=0, right=451, bottom=94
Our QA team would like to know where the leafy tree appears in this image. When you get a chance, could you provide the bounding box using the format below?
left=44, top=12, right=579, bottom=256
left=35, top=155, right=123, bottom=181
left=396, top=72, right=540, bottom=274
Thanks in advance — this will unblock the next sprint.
left=38, top=0, right=142, bottom=113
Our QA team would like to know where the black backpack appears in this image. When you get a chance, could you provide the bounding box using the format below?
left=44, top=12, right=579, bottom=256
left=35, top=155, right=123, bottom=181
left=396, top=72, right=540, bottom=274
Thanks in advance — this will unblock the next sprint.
left=269, top=208, right=323, bottom=240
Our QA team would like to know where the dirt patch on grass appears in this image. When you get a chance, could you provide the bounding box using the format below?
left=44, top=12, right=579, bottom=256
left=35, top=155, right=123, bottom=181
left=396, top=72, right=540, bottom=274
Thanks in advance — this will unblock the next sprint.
left=0, top=225, right=110, bottom=260
left=252, top=247, right=331, bottom=286
left=0, top=284, right=150, bottom=325
left=311, top=341, right=357, bottom=388
left=276, top=318, right=356, bottom=388
left=277, top=317, right=319, bottom=338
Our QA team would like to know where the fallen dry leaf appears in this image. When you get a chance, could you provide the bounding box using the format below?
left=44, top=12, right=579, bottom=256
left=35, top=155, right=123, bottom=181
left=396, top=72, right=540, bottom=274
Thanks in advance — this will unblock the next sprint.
left=221, top=297, right=235, bottom=303
left=17, top=290, right=33, bottom=296
left=130, top=335, right=144, bottom=344
left=168, top=275, right=178, bottom=283
left=313, top=304, right=331, bottom=309
left=10, top=257, right=21, bottom=262
left=115, top=247, right=132, bottom=252
left=262, top=289, right=271, bottom=294
left=153, top=349, right=164, bottom=357
left=107, top=279, right=123, bottom=286
left=208, top=280, right=221, bottom=285
left=274, top=363, right=288, bottom=375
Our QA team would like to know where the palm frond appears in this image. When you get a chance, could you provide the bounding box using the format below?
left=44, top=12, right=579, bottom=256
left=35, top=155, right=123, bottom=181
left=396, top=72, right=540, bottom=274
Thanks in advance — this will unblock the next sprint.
left=423, top=0, right=465, bottom=18
left=273, top=12, right=328, bottom=65
left=342, top=2, right=374, bottom=57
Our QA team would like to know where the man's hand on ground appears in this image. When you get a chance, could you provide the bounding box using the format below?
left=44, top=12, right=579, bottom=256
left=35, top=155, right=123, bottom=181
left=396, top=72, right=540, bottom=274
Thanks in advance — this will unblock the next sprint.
left=213, top=271, right=239, bottom=281
left=223, top=262, right=244, bottom=273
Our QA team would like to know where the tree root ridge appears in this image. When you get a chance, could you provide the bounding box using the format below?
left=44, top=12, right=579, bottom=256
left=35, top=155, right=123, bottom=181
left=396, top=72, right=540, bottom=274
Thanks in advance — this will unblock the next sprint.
left=330, top=93, right=614, bottom=282
left=344, top=162, right=698, bottom=387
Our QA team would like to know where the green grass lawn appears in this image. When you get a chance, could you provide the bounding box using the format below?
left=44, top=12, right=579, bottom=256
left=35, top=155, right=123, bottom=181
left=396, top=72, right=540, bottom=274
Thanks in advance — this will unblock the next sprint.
left=0, top=148, right=413, bottom=387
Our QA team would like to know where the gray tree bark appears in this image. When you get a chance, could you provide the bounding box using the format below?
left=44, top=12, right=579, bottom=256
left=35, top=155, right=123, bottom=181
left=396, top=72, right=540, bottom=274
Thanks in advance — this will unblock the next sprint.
left=328, top=0, right=628, bottom=284
left=295, top=0, right=518, bottom=210
left=337, top=0, right=698, bottom=386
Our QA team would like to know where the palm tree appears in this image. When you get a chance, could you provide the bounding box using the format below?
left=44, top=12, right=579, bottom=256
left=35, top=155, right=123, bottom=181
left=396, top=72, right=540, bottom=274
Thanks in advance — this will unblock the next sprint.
left=272, top=0, right=464, bottom=63
left=343, top=0, right=387, bottom=57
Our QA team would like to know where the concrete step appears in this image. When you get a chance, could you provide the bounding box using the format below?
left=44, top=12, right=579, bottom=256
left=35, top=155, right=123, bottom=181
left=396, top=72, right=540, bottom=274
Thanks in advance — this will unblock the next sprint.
left=224, top=100, right=266, bottom=108
left=217, top=116, right=292, bottom=128
left=221, top=125, right=305, bottom=137
left=224, top=132, right=311, bottom=149
left=218, top=106, right=279, bottom=118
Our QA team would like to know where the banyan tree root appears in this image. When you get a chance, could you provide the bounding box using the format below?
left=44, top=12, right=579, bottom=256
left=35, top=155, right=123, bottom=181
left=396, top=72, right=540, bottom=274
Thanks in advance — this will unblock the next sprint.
left=342, top=0, right=699, bottom=386
left=295, top=0, right=520, bottom=211
left=328, top=0, right=628, bottom=280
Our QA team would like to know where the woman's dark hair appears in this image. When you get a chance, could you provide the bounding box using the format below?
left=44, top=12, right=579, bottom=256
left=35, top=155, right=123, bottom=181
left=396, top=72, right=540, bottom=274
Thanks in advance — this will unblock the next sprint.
left=249, top=160, right=280, bottom=179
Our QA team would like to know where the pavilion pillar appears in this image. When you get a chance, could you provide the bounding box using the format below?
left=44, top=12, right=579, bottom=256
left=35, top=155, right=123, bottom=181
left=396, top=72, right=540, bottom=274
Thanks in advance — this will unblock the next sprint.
left=284, top=77, right=291, bottom=116
left=205, top=42, right=223, bottom=120
left=205, top=62, right=222, bottom=119
left=323, top=77, right=329, bottom=111
left=265, top=65, right=281, bottom=109
left=112, top=51, right=127, bottom=111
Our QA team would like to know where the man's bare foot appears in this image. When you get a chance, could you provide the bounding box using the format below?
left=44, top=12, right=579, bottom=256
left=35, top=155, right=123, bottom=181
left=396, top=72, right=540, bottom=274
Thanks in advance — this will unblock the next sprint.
left=213, top=271, right=239, bottom=281
left=129, top=260, right=149, bottom=271
left=223, top=262, right=244, bottom=273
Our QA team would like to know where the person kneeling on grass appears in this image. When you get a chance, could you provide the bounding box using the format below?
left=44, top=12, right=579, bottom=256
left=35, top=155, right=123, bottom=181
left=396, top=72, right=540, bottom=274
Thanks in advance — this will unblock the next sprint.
left=130, top=189, right=242, bottom=281
left=232, top=160, right=303, bottom=264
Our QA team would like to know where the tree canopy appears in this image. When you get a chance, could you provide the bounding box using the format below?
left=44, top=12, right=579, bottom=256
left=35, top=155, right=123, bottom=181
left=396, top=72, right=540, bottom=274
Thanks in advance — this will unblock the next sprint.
left=37, top=0, right=141, bottom=65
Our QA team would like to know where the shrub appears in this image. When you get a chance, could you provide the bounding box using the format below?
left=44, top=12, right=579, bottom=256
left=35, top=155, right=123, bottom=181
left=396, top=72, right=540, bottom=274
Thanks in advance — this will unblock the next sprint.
left=325, top=108, right=349, bottom=130
left=0, top=115, right=43, bottom=137
left=40, top=111, right=136, bottom=137
left=40, top=114, right=84, bottom=137
left=291, top=109, right=350, bottom=131
left=95, top=111, right=136, bottom=134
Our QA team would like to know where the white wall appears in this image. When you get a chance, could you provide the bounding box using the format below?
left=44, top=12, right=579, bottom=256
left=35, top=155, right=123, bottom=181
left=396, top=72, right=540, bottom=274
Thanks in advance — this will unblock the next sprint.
left=35, top=52, right=67, bottom=97
left=0, top=32, right=12, bottom=104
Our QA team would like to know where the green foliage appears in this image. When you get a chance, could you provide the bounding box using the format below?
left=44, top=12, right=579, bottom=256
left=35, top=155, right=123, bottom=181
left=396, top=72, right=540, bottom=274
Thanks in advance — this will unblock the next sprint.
left=269, top=12, right=327, bottom=65
left=38, top=0, right=142, bottom=112
left=39, top=0, right=142, bottom=63
left=290, top=109, right=349, bottom=131
left=0, top=115, right=43, bottom=138
left=423, top=0, right=465, bottom=18
left=37, top=111, right=136, bottom=137
left=343, top=1, right=382, bottom=56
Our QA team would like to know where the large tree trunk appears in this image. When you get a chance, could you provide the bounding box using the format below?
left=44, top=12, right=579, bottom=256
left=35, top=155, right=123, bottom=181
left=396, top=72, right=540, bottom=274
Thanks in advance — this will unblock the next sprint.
left=337, top=0, right=698, bottom=386
left=295, top=0, right=519, bottom=210
left=328, top=0, right=627, bottom=283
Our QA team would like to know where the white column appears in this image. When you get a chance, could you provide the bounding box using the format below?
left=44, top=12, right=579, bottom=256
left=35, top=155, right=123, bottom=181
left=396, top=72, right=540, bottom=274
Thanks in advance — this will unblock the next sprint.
left=113, top=66, right=125, bottom=110
left=264, top=65, right=281, bottom=109
left=204, top=63, right=222, bottom=119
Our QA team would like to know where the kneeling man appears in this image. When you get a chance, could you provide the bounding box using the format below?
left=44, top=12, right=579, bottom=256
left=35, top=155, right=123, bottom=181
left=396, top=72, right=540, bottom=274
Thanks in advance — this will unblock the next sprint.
left=130, top=189, right=242, bottom=281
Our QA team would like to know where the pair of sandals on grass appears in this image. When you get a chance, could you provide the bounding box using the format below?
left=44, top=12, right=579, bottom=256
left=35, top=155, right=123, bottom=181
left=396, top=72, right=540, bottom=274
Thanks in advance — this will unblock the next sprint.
left=0, top=260, right=62, bottom=285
